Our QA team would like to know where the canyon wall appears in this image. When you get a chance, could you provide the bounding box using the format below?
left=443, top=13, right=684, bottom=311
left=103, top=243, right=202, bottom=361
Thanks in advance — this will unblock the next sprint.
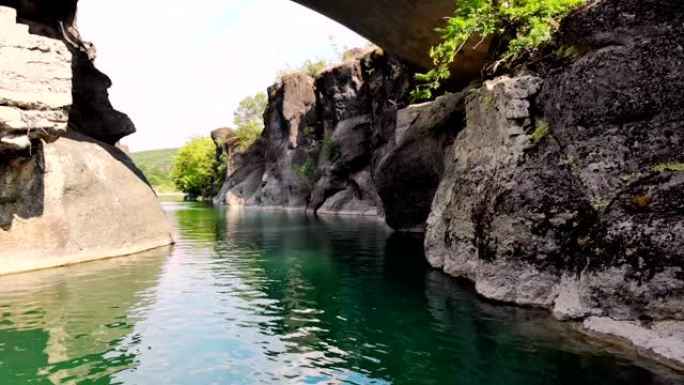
left=216, top=0, right=684, bottom=368
left=0, top=4, right=173, bottom=275
left=426, top=0, right=684, bottom=368
left=213, top=49, right=466, bottom=230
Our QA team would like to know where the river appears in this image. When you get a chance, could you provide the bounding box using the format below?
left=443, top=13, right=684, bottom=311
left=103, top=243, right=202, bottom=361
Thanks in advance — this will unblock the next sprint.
left=0, top=202, right=682, bottom=384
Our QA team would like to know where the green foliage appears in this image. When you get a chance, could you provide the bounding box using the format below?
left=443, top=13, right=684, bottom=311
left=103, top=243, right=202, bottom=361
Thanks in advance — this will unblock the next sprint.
left=323, top=135, right=342, bottom=162
left=277, top=59, right=328, bottom=80
left=294, top=158, right=316, bottom=180
left=170, top=137, right=222, bottom=198
left=234, top=93, right=267, bottom=151
left=529, top=120, right=550, bottom=145
left=131, top=148, right=179, bottom=193
left=301, top=59, right=328, bottom=77
left=653, top=163, right=684, bottom=173
left=412, top=0, right=585, bottom=101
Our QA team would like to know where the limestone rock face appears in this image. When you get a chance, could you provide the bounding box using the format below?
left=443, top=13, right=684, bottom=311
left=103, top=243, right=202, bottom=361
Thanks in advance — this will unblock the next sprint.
left=0, top=132, right=174, bottom=275
left=0, top=6, right=71, bottom=152
left=425, top=0, right=684, bottom=367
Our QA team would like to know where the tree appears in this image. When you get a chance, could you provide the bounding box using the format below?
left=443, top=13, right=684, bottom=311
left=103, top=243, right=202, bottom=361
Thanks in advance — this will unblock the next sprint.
left=276, top=59, right=328, bottom=81
left=412, top=0, right=585, bottom=100
left=170, top=137, right=221, bottom=198
left=233, top=92, right=268, bottom=151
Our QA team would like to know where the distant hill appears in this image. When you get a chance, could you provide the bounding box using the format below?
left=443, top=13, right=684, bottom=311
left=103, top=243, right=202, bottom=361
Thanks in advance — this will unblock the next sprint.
left=131, top=148, right=178, bottom=193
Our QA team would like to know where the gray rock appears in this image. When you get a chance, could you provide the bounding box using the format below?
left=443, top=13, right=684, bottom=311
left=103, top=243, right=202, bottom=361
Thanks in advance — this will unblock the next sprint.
left=0, top=131, right=174, bottom=275
left=375, top=92, right=466, bottom=231
left=216, top=50, right=415, bottom=218
left=214, top=74, right=319, bottom=208
left=425, top=0, right=684, bottom=367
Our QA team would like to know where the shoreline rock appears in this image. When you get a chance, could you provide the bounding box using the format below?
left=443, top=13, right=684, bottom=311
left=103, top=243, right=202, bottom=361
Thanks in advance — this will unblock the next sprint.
left=0, top=131, right=174, bottom=276
left=425, top=0, right=684, bottom=368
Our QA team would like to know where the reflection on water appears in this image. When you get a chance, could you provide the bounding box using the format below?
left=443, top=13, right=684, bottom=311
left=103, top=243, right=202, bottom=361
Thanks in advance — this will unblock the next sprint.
left=0, top=202, right=682, bottom=384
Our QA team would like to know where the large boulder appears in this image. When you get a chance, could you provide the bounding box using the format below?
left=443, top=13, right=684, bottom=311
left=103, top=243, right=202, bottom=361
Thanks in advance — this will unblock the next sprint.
left=0, top=131, right=174, bottom=275
left=425, top=0, right=684, bottom=367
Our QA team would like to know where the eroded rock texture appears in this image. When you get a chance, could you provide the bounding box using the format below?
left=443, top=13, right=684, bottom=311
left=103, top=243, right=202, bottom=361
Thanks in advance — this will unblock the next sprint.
left=426, top=0, right=684, bottom=367
left=0, top=2, right=173, bottom=274
left=0, top=6, right=71, bottom=152
left=375, top=92, right=466, bottom=231
left=0, top=131, right=174, bottom=275
left=215, top=49, right=468, bottom=226
left=1, top=0, right=135, bottom=144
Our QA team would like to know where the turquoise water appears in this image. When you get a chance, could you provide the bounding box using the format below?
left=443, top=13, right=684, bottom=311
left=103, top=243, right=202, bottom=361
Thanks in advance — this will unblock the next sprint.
left=0, top=202, right=682, bottom=384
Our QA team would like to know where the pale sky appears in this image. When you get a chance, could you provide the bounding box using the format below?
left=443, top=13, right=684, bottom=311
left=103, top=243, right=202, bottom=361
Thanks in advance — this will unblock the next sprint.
left=77, top=0, right=368, bottom=152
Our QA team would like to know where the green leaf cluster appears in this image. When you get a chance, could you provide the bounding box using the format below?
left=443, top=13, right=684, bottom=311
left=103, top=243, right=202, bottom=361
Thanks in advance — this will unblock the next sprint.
left=293, top=158, right=316, bottom=180
left=323, top=135, right=342, bottom=162
left=276, top=59, right=328, bottom=81
left=170, top=137, right=222, bottom=198
left=412, top=0, right=585, bottom=101
left=234, top=92, right=268, bottom=151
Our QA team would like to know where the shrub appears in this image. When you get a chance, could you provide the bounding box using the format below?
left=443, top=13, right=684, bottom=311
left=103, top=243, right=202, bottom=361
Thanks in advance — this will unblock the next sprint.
left=412, top=0, right=586, bottom=100
left=323, top=135, right=342, bottom=162
left=294, top=158, right=316, bottom=180
left=277, top=59, right=328, bottom=81
left=529, top=120, right=549, bottom=145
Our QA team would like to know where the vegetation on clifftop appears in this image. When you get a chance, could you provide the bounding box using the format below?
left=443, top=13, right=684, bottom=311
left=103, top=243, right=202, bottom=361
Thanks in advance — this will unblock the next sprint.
left=412, top=0, right=585, bottom=100
left=234, top=93, right=268, bottom=151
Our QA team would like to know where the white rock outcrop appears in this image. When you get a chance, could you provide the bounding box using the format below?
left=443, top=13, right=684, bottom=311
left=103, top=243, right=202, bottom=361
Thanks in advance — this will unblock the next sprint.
left=0, top=6, right=72, bottom=152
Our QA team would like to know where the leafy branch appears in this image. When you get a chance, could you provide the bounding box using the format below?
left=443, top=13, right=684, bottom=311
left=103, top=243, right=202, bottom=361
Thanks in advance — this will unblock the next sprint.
left=411, top=0, right=585, bottom=101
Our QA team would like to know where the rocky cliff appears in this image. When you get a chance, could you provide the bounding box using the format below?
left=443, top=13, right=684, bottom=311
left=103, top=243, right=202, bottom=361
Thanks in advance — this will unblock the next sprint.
left=0, top=3, right=173, bottom=274
left=426, top=0, right=684, bottom=368
left=214, top=0, right=684, bottom=368
left=214, top=49, right=466, bottom=230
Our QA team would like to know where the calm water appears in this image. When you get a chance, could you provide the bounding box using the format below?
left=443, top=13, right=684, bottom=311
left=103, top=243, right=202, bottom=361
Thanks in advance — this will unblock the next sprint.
left=1, top=202, right=682, bottom=385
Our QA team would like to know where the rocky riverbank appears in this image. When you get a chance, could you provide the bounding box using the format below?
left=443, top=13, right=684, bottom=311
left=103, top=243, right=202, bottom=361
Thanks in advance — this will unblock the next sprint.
left=214, top=0, right=684, bottom=368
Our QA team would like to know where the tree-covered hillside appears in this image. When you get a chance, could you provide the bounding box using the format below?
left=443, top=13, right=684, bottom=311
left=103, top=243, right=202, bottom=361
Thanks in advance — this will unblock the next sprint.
left=131, top=148, right=179, bottom=193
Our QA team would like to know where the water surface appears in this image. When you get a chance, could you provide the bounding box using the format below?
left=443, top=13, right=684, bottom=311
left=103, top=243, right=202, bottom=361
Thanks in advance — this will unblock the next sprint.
left=0, top=202, right=682, bottom=384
